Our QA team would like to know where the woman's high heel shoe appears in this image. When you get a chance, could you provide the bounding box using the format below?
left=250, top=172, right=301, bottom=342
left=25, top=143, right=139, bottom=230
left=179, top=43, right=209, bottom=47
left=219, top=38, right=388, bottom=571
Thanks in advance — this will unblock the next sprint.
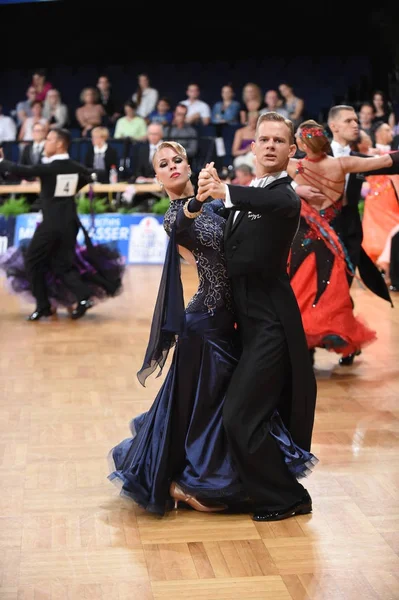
left=169, top=482, right=227, bottom=512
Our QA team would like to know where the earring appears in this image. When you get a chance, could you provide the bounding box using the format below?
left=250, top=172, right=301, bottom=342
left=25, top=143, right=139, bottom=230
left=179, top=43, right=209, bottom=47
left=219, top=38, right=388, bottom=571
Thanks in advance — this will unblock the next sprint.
left=188, top=172, right=192, bottom=179
left=157, top=180, right=163, bottom=187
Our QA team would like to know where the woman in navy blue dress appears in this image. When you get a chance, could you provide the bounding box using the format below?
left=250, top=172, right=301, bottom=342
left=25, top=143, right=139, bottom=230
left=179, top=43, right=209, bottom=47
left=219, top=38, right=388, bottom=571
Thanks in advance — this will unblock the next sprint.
left=108, top=142, right=317, bottom=516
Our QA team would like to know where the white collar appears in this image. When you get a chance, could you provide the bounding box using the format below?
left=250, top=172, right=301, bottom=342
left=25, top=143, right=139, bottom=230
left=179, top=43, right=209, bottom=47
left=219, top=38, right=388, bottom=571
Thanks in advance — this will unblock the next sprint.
left=375, top=143, right=391, bottom=153
left=251, top=170, right=287, bottom=187
left=33, top=141, right=45, bottom=149
left=45, top=153, right=70, bottom=163
left=94, top=144, right=108, bottom=154
left=331, top=140, right=351, bottom=156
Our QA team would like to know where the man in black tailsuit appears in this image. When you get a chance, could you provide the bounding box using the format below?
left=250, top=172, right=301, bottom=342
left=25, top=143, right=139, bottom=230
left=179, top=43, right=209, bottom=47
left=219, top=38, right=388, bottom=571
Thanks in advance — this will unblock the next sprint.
left=328, top=104, right=397, bottom=364
left=196, top=112, right=317, bottom=522
left=0, top=128, right=97, bottom=321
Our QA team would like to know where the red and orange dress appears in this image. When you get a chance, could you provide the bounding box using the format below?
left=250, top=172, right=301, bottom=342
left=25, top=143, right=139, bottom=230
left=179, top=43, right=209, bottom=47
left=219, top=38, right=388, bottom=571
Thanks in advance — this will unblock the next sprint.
left=288, top=159, right=377, bottom=358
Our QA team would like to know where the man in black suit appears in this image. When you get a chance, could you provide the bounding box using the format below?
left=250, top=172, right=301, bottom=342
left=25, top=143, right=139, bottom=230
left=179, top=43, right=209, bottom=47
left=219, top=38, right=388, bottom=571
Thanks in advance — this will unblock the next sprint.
left=328, top=105, right=397, bottom=364
left=0, top=128, right=97, bottom=321
left=196, top=112, right=317, bottom=522
left=84, top=126, right=119, bottom=183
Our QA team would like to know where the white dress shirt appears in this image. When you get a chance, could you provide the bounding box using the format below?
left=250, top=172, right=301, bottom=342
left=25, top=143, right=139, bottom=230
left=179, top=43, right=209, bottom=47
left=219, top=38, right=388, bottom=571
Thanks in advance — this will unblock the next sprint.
left=331, top=140, right=351, bottom=191
left=0, top=114, right=17, bottom=143
left=225, top=171, right=288, bottom=222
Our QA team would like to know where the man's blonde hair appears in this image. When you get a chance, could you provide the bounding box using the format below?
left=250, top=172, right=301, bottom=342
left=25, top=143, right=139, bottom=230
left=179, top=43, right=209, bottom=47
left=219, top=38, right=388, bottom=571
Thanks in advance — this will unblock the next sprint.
left=256, top=111, right=295, bottom=144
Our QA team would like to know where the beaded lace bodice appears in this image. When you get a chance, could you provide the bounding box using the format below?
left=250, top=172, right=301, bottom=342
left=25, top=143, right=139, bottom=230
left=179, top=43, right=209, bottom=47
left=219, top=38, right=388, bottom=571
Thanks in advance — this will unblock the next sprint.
left=163, top=199, right=233, bottom=314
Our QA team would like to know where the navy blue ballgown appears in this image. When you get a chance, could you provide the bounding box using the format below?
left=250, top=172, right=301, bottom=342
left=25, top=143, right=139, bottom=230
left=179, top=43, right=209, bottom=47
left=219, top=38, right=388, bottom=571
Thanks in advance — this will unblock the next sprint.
left=108, top=198, right=317, bottom=516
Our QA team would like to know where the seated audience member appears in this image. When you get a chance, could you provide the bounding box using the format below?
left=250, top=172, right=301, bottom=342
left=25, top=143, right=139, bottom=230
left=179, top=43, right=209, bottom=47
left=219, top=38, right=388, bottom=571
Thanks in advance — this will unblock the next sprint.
left=76, top=87, right=105, bottom=137
left=260, top=89, right=289, bottom=118
left=42, top=89, right=69, bottom=129
left=84, top=126, right=119, bottom=183
left=278, top=82, right=304, bottom=131
left=179, top=83, right=211, bottom=126
left=18, top=100, right=48, bottom=142
left=31, top=68, right=52, bottom=102
left=132, top=73, right=159, bottom=119
left=371, top=89, right=396, bottom=129
left=15, top=86, right=36, bottom=127
left=239, top=82, right=265, bottom=125
left=358, top=102, right=375, bottom=136
left=114, top=100, right=147, bottom=141
left=230, top=163, right=255, bottom=186
left=97, top=74, right=121, bottom=124
left=147, top=97, right=173, bottom=126
left=0, top=104, right=17, bottom=143
left=211, top=84, right=241, bottom=125
left=372, top=121, right=394, bottom=153
left=20, top=122, right=46, bottom=168
left=231, top=110, right=258, bottom=169
left=163, top=104, right=198, bottom=159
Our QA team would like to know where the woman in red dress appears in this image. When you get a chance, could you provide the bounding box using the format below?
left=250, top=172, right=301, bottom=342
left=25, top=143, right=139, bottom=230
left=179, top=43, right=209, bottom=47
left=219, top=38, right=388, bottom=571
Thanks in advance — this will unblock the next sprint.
left=286, top=120, right=397, bottom=365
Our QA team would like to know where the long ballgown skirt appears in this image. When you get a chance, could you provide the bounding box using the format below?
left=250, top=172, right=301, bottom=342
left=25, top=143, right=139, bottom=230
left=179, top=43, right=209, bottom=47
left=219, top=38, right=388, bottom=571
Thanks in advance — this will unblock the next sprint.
left=108, top=308, right=318, bottom=516
left=362, top=175, right=399, bottom=263
left=0, top=237, right=125, bottom=306
left=289, top=199, right=377, bottom=357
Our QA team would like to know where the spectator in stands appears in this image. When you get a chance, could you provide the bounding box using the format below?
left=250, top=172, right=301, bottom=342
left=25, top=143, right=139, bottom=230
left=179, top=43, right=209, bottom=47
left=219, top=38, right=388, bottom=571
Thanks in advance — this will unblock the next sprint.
left=350, top=129, right=374, bottom=155
left=131, top=122, right=164, bottom=182
left=372, top=121, right=394, bottom=153
left=179, top=83, right=211, bottom=126
left=75, top=87, right=105, bottom=138
left=0, top=104, right=17, bottom=143
left=260, top=89, right=289, bottom=118
left=20, top=122, right=46, bottom=167
left=132, top=73, right=159, bottom=119
left=278, top=82, right=304, bottom=131
left=211, top=84, right=241, bottom=125
left=230, top=163, right=255, bottom=186
left=15, top=86, right=36, bottom=127
left=163, top=104, right=198, bottom=159
left=231, top=110, right=258, bottom=169
left=239, top=82, right=264, bottom=125
left=97, top=74, right=120, bottom=125
left=84, top=126, right=119, bottom=183
left=371, top=90, right=396, bottom=129
left=18, top=100, right=48, bottom=142
left=113, top=100, right=147, bottom=141
left=147, top=97, right=173, bottom=126
left=43, top=89, right=68, bottom=129
left=358, top=102, right=375, bottom=136
left=31, top=68, right=52, bottom=102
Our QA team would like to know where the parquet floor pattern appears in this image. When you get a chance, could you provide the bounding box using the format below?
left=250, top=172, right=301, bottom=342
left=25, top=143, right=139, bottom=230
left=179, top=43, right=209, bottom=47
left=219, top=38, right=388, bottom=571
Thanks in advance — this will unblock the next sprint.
left=0, top=265, right=398, bottom=599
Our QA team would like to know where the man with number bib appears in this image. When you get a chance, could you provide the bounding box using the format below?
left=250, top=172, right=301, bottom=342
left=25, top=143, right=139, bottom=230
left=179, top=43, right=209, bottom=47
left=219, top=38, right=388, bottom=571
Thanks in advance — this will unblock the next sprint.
left=0, top=128, right=96, bottom=321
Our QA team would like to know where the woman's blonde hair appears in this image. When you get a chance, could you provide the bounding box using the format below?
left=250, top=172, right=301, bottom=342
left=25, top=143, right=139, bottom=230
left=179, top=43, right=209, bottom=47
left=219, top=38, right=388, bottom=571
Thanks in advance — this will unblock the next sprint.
left=297, top=119, right=331, bottom=154
left=152, top=141, right=188, bottom=169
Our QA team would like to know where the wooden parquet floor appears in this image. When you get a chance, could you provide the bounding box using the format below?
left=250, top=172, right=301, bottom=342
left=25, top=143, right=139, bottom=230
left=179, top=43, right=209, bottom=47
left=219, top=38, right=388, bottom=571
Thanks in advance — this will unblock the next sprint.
left=0, top=265, right=398, bottom=600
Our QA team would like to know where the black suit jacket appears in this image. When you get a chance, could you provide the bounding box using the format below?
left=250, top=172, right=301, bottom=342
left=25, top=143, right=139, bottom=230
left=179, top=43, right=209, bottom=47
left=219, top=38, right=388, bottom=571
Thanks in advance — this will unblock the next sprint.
left=224, top=177, right=300, bottom=281
left=84, top=145, right=119, bottom=183
left=19, top=143, right=45, bottom=181
left=133, top=142, right=155, bottom=180
left=223, top=177, right=316, bottom=451
left=0, top=158, right=92, bottom=224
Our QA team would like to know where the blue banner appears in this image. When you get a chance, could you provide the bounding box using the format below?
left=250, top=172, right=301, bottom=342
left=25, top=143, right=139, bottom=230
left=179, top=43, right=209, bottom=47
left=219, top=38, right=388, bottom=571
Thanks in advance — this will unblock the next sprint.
left=13, top=213, right=168, bottom=264
left=0, top=216, right=16, bottom=256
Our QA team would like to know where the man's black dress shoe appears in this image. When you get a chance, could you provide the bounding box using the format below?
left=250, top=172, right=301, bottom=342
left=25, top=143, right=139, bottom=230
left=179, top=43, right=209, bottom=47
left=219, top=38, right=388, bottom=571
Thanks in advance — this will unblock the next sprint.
left=71, top=299, right=94, bottom=320
left=339, top=349, right=361, bottom=366
left=27, top=307, right=54, bottom=321
left=252, top=491, right=312, bottom=522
